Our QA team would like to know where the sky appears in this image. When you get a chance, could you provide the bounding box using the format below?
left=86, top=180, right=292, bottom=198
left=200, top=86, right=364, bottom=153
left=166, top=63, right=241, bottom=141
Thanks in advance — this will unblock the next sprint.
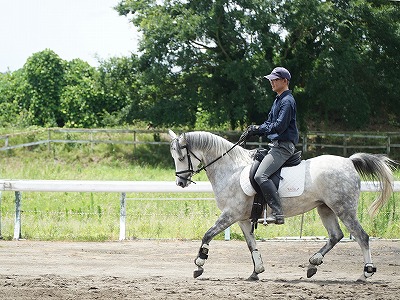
left=0, top=0, right=139, bottom=73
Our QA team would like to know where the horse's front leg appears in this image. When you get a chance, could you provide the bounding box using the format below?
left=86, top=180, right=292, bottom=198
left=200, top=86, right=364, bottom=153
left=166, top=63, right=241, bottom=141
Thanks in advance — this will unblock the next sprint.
left=194, top=211, right=234, bottom=278
left=238, top=220, right=265, bottom=281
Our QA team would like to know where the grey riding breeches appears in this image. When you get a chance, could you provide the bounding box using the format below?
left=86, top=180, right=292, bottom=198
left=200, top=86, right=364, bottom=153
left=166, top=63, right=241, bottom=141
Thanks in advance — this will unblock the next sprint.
left=254, top=140, right=295, bottom=185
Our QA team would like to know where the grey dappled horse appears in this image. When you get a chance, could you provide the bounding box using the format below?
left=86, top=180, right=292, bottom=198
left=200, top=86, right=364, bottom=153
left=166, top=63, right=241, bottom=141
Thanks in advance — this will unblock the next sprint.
left=168, top=130, right=395, bottom=281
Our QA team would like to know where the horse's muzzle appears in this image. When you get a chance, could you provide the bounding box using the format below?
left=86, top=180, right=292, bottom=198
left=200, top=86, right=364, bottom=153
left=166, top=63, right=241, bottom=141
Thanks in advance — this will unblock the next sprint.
left=176, top=177, right=190, bottom=188
left=177, top=180, right=185, bottom=187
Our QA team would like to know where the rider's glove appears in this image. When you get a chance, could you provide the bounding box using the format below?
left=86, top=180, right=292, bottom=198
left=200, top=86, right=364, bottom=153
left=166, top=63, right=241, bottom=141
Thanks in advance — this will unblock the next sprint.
left=246, top=125, right=261, bottom=137
left=239, top=125, right=260, bottom=146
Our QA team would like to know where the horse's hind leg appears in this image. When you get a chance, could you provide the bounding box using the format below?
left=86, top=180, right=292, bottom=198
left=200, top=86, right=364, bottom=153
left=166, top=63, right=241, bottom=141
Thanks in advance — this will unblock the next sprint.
left=336, top=209, right=375, bottom=281
left=238, top=220, right=265, bottom=281
left=307, top=204, right=344, bottom=278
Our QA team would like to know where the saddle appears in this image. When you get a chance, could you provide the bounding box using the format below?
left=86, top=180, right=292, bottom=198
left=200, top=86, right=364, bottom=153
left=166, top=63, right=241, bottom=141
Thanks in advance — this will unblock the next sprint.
left=249, top=149, right=302, bottom=193
left=249, top=149, right=302, bottom=231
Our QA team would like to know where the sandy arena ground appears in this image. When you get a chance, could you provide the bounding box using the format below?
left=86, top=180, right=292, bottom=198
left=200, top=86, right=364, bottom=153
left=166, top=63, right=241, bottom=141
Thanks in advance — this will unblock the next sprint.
left=0, top=239, right=398, bottom=299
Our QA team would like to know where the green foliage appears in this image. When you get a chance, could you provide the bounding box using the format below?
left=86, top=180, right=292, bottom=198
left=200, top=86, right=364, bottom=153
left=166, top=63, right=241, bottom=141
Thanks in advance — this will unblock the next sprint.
left=281, top=0, right=400, bottom=130
left=97, top=56, right=141, bottom=126
left=116, top=0, right=400, bottom=130
left=22, top=49, right=65, bottom=126
left=0, top=70, right=28, bottom=127
left=115, top=0, right=281, bottom=129
left=0, top=1, right=399, bottom=131
left=61, top=59, right=103, bottom=127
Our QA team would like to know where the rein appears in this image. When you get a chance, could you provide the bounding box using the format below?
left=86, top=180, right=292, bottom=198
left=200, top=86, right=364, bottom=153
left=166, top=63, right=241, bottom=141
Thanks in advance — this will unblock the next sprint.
left=175, top=134, right=247, bottom=184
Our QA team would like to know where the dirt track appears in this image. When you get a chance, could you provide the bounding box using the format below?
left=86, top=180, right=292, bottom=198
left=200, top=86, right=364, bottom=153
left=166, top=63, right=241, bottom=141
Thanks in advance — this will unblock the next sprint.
left=0, top=239, right=398, bottom=299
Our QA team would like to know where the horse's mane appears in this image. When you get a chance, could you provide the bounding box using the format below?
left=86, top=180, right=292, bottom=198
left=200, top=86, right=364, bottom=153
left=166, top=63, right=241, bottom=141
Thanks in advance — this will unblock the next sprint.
left=186, top=131, right=250, bottom=163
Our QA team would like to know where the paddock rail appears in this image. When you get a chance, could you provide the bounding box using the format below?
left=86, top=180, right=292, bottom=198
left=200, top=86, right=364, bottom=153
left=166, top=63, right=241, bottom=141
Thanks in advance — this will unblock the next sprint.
left=0, top=180, right=399, bottom=241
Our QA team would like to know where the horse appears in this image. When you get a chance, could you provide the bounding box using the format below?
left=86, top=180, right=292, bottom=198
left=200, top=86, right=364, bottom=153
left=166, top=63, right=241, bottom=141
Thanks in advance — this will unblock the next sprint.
left=168, top=130, right=396, bottom=281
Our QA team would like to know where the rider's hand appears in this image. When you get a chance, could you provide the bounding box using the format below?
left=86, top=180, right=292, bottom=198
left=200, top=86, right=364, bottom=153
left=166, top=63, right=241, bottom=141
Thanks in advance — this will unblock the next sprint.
left=246, top=125, right=260, bottom=137
left=239, top=125, right=260, bottom=146
left=239, top=131, right=249, bottom=145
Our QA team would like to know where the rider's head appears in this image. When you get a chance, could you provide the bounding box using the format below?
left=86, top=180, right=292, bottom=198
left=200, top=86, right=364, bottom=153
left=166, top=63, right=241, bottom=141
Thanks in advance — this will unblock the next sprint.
left=264, top=67, right=291, bottom=95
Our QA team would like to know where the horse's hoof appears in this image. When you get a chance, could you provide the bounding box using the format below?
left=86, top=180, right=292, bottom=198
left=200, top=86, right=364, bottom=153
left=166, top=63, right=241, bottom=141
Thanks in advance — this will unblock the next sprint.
left=246, top=272, right=259, bottom=281
left=193, top=266, right=204, bottom=278
left=307, top=264, right=318, bottom=278
left=356, top=275, right=367, bottom=282
left=309, top=253, right=324, bottom=265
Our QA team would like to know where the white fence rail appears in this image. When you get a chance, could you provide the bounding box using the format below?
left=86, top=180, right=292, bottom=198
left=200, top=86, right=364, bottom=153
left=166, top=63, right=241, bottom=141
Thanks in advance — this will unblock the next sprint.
left=0, top=180, right=399, bottom=241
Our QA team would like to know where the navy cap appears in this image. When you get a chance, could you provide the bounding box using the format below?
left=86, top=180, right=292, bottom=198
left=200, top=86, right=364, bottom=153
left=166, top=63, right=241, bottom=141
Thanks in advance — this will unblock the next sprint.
left=264, top=67, right=291, bottom=81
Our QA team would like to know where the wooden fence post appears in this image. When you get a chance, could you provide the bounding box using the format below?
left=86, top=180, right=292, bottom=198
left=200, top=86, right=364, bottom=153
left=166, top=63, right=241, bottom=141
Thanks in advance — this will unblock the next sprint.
left=48, top=129, right=51, bottom=152
left=302, top=134, right=307, bottom=153
left=90, top=132, right=94, bottom=152
left=133, top=131, right=137, bottom=154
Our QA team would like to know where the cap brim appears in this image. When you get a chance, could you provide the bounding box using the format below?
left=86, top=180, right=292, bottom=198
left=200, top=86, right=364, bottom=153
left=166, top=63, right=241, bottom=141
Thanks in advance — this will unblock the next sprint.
left=264, top=74, right=280, bottom=80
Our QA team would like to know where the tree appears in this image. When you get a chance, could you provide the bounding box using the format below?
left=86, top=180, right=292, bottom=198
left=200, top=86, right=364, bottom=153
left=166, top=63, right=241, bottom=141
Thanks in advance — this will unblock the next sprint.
left=97, top=55, right=142, bottom=126
left=116, top=0, right=400, bottom=131
left=22, top=49, right=65, bottom=126
left=0, top=70, right=26, bottom=127
left=361, top=0, right=400, bottom=128
left=116, top=0, right=280, bottom=129
left=2, top=1, right=399, bottom=131
left=60, top=59, right=102, bottom=128
left=265, top=0, right=400, bottom=130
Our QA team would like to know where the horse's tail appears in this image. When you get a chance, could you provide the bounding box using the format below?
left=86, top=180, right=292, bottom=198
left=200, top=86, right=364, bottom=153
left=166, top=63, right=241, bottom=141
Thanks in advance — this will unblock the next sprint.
left=350, top=153, right=396, bottom=217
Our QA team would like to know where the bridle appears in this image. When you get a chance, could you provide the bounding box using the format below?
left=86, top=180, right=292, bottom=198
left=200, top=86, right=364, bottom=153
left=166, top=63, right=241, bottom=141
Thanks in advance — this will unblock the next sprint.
left=174, top=142, right=202, bottom=184
left=172, top=133, right=246, bottom=184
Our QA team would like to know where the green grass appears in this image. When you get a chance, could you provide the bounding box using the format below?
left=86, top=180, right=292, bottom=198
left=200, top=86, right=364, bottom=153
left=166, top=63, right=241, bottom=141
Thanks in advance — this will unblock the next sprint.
left=0, top=141, right=399, bottom=241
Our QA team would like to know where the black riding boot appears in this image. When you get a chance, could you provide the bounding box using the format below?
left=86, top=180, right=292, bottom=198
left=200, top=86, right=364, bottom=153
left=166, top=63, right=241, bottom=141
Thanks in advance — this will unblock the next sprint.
left=258, top=179, right=285, bottom=224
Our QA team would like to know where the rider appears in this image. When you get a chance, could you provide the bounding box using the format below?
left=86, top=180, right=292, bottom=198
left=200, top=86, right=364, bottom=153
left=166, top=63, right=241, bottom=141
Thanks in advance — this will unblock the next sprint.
left=244, top=67, right=299, bottom=224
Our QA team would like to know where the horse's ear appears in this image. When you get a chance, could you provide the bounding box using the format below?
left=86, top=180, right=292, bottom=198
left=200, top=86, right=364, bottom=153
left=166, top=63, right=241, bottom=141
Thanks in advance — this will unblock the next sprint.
left=168, top=129, right=177, bottom=140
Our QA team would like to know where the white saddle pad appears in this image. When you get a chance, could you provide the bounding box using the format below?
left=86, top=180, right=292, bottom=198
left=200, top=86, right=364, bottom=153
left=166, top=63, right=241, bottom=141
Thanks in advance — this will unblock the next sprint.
left=278, top=161, right=306, bottom=197
left=239, top=161, right=306, bottom=198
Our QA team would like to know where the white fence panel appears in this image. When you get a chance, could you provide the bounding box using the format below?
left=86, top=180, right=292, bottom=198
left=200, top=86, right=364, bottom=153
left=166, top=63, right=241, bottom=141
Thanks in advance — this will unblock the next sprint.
left=0, top=180, right=212, bottom=193
left=0, top=180, right=399, bottom=240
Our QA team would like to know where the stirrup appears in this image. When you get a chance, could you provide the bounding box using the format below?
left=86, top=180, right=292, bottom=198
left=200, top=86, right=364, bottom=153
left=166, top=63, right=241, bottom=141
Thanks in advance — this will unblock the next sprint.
left=256, top=209, right=268, bottom=226
left=265, top=214, right=285, bottom=225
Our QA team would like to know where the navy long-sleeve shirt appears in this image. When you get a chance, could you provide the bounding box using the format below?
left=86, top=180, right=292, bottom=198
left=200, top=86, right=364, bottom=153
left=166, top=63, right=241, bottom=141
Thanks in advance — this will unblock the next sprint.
left=258, top=90, right=299, bottom=144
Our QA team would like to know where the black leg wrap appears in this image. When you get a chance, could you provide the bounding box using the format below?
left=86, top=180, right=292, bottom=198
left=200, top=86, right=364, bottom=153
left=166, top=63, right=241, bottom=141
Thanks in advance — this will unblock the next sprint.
left=364, top=265, right=377, bottom=273
left=199, top=245, right=209, bottom=260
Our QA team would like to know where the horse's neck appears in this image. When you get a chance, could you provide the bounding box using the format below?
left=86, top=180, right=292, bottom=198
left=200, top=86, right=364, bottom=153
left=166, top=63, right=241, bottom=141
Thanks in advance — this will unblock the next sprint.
left=201, top=148, right=248, bottom=184
left=188, top=131, right=250, bottom=182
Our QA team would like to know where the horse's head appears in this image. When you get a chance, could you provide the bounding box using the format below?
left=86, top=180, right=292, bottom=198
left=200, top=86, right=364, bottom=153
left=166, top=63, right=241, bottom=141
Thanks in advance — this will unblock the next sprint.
left=168, top=130, right=202, bottom=187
